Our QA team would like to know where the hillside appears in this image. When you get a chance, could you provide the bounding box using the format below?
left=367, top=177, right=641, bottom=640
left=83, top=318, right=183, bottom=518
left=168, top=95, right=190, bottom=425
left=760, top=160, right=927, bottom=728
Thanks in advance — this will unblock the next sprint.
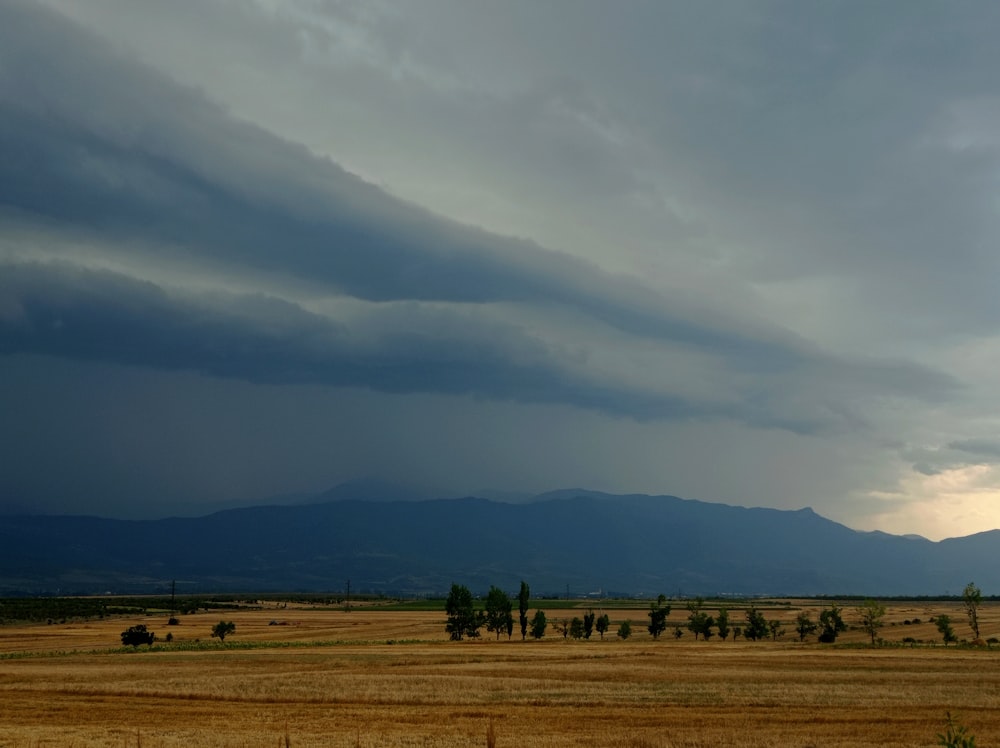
left=0, top=490, right=993, bottom=596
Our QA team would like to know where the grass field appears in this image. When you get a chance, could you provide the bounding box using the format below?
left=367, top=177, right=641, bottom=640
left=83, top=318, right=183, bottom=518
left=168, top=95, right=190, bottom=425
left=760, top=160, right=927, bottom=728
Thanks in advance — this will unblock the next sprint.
left=2, top=599, right=999, bottom=746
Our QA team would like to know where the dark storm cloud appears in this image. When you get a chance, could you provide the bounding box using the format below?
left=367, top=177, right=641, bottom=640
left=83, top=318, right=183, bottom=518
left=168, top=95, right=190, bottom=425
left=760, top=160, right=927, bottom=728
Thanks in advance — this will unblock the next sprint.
left=0, top=261, right=706, bottom=420
left=0, top=0, right=965, bottom=462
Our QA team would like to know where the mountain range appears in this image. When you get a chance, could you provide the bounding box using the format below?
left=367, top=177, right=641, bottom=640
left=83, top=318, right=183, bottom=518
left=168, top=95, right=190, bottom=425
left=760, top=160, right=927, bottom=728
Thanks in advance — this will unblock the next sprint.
left=0, top=488, right=995, bottom=597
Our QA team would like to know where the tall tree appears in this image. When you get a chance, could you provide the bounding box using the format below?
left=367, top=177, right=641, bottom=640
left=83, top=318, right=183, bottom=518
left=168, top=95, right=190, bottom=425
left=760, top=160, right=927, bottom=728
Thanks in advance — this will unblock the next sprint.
left=936, top=614, right=957, bottom=646
left=570, top=616, right=585, bottom=639
left=445, top=583, right=484, bottom=640
left=617, top=619, right=632, bottom=640
left=596, top=613, right=610, bottom=640
left=583, top=610, right=596, bottom=639
left=963, top=582, right=982, bottom=640
left=818, top=605, right=847, bottom=643
left=716, top=608, right=730, bottom=641
left=857, top=599, right=886, bottom=645
left=518, top=581, right=531, bottom=641
left=743, top=605, right=769, bottom=641
left=484, top=586, right=513, bottom=640
left=647, top=594, right=671, bottom=640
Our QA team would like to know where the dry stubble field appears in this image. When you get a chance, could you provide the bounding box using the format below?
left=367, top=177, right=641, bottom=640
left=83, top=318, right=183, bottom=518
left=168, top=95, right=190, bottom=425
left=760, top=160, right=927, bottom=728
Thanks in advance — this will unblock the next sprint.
left=2, top=600, right=1000, bottom=747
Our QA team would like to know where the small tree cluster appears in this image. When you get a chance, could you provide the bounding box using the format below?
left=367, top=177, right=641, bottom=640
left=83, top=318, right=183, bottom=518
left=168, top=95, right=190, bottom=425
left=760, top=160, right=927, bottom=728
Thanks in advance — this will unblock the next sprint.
left=445, top=584, right=485, bottom=640
left=484, top=586, right=513, bottom=640
left=686, top=598, right=715, bottom=641
left=120, top=624, right=155, bottom=647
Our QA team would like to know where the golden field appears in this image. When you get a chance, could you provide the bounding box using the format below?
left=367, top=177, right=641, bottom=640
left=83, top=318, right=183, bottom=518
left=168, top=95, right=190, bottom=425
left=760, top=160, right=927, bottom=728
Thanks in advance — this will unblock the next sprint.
left=2, top=599, right=1000, bottom=747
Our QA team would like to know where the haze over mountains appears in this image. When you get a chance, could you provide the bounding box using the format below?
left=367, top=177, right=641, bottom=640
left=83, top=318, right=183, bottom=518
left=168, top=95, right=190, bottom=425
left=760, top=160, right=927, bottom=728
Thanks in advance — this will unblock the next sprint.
left=1, top=487, right=994, bottom=598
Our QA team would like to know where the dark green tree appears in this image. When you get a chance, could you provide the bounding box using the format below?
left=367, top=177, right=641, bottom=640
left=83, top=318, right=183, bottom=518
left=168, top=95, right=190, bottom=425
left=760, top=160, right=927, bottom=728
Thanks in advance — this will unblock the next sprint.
left=795, top=612, right=818, bottom=642
left=937, top=614, right=958, bottom=646
left=211, top=620, right=235, bottom=642
left=570, top=616, right=585, bottom=639
left=120, top=624, right=155, bottom=647
left=518, top=581, right=531, bottom=641
left=617, top=619, right=632, bottom=640
left=647, top=594, right=670, bottom=639
left=596, top=613, right=610, bottom=639
left=583, top=609, right=596, bottom=639
left=445, top=583, right=484, bottom=640
left=484, top=586, right=513, bottom=640
left=717, top=608, right=730, bottom=641
left=963, top=582, right=982, bottom=640
left=686, top=598, right=715, bottom=640
left=743, top=606, right=769, bottom=641
left=858, top=599, right=886, bottom=645
left=818, top=605, right=847, bottom=643
left=530, top=609, right=547, bottom=639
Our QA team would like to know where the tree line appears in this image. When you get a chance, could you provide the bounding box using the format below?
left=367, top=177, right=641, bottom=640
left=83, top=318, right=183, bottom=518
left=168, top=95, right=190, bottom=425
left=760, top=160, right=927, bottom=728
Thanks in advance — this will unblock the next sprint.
left=444, top=581, right=987, bottom=646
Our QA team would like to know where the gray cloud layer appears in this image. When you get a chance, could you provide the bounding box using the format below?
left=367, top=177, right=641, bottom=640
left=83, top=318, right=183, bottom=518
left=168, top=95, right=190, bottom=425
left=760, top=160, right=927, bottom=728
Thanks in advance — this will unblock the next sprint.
left=3, top=1, right=1000, bottom=538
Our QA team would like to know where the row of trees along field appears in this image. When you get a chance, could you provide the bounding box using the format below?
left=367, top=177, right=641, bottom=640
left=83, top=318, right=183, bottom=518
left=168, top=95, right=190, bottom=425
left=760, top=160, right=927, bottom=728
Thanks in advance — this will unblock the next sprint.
left=445, top=582, right=989, bottom=645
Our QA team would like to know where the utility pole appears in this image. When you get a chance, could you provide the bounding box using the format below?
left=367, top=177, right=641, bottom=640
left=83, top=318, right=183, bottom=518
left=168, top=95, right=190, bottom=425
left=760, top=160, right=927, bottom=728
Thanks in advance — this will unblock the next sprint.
left=345, top=579, right=351, bottom=612
left=170, top=579, right=176, bottom=617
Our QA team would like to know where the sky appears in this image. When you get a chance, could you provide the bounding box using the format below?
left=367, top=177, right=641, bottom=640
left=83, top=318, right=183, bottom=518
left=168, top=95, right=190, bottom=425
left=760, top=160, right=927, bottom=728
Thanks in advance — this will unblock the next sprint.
left=2, top=1, right=1000, bottom=540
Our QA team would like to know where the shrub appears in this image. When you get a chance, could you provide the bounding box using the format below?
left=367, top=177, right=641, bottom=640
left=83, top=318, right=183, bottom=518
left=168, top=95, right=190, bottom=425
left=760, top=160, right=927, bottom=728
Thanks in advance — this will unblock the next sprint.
left=937, top=711, right=976, bottom=747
